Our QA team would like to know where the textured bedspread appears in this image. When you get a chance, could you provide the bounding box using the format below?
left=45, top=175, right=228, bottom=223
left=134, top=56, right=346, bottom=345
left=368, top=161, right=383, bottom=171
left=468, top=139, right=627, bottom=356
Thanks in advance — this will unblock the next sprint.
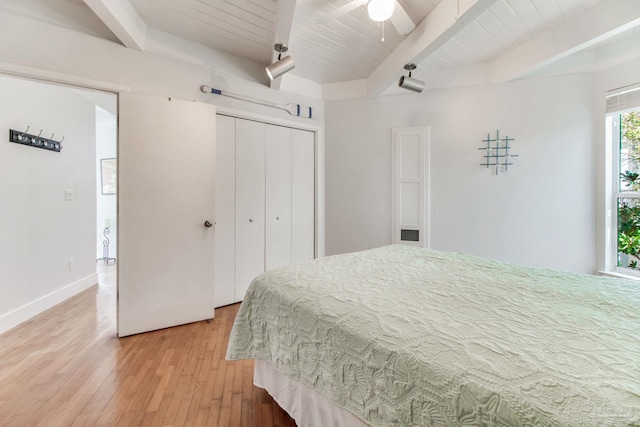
left=226, top=245, right=640, bottom=426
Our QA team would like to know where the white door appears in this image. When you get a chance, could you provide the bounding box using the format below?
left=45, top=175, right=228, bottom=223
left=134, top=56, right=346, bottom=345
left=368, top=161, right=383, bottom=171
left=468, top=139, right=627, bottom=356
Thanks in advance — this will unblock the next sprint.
left=213, top=115, right=236, bottom=307
left=265, top=124, right=292, bottom=271
left=118, top=92, right=216, bottom=337
left=292, top=129, right=315, bottom=263
left=235, top=119, right=266, bottom=300
left=392, top=126, right=430, bottom=247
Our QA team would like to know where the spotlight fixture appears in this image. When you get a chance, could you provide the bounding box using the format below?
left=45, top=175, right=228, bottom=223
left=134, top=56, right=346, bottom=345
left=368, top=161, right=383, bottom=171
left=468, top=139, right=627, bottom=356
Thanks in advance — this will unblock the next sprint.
left=398, top=63, right=424, bottom=93
left=266, top=43, right=295, bottom=81
left=368, top=0, right=395, bottom=22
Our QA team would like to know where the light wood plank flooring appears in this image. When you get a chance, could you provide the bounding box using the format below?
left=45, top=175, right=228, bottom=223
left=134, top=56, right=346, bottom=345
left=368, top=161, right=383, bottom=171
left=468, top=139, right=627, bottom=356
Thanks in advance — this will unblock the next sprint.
left=0, top=264, right=296, bottom=426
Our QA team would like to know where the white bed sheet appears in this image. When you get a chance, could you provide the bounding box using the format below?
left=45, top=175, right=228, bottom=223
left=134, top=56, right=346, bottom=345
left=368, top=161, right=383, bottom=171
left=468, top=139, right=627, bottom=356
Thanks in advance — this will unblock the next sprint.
left=254, top=359, right=369, bottom=427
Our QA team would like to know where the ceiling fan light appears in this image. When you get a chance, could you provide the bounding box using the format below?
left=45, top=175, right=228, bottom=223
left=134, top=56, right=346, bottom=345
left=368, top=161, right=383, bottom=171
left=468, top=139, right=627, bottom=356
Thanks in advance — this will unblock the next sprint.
left=368, top=0, right=394, bottom=22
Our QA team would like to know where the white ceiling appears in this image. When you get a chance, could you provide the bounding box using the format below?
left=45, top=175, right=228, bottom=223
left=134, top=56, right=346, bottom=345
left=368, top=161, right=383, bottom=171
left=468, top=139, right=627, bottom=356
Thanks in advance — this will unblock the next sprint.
left=424, top=0, right=603, bottom=71
left=3, top=0, right=640, bottom=96
left=129, top=0, right=279, bottom=65
left=288, top=0, right=438, bottom=83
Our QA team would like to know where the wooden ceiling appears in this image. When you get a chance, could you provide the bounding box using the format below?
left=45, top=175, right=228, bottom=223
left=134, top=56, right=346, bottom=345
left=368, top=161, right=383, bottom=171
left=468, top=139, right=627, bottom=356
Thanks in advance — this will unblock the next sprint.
left=3, top=0, right=639, bottom=96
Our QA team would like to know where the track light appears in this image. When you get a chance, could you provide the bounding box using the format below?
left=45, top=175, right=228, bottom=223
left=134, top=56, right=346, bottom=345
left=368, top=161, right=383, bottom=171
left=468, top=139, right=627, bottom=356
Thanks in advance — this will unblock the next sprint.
left=398, top=63, right=424, bottom=93
left=266, top=43, right=295, bottom=81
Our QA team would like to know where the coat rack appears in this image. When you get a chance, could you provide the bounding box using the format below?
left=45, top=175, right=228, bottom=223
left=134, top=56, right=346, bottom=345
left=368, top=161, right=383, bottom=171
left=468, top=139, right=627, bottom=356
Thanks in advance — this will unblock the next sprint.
left=9, top=127, right=64, bottom=152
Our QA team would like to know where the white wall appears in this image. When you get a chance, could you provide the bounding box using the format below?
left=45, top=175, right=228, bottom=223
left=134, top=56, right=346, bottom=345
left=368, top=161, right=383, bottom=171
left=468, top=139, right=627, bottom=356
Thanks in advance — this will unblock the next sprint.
left=95, top=106, right=117, bottom=259
left=0, top=12, right=324, bottom=126
left=0, top=10, right=327, bottom=332
left=325, top=73, right=596, bottom=273
left=0, top=9, right=327, bottom=257
left=0, top=75, right=98, bottom=333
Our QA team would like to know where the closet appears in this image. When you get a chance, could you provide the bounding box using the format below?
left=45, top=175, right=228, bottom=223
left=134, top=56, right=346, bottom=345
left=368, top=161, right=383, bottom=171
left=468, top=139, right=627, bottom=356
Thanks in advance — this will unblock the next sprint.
left=214, top=115, right=315, bottom=307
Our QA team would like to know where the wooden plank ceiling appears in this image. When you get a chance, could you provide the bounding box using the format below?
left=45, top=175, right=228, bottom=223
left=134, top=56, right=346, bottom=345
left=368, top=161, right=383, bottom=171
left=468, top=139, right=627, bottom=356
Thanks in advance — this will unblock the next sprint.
left=6, top=0, right=638, bottom=93
left=129, top=0, right=278, bottom=64
left=123, top=0, right=635, bottom=91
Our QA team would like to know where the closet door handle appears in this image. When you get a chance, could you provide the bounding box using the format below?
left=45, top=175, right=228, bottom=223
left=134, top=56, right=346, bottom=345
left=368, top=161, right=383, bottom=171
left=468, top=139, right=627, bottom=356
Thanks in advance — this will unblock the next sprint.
left=204, top=220, right=213, bottom=228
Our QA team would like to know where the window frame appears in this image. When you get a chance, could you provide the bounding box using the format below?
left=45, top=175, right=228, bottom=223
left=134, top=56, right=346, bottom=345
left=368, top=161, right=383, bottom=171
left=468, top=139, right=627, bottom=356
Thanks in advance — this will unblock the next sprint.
left=609, top=109, right=640, bottom=276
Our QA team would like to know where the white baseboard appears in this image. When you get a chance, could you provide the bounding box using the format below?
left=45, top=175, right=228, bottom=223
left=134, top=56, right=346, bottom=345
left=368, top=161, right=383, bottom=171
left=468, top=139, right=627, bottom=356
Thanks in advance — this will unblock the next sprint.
left=0, top=272, right=99, bottom=335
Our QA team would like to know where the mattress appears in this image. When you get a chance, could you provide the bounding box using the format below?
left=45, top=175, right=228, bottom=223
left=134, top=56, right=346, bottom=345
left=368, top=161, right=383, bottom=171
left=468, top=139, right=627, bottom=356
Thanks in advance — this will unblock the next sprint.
left=226, top=245, right=640, bottom=426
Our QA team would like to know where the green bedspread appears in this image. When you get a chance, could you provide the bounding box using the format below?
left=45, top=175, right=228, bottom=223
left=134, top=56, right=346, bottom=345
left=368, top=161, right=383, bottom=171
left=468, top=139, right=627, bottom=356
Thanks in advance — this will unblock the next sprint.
left=226, top=245, right=640, bottom=426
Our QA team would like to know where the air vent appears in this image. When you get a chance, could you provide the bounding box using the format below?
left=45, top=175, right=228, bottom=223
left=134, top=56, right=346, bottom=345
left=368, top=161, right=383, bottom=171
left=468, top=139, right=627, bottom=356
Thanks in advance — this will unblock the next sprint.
left=400, top=229, right=419, bottom=242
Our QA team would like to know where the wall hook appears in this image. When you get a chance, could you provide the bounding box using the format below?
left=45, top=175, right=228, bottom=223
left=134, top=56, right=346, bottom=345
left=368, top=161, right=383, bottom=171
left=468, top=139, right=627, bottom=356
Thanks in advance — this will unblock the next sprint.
left=50, top=133, right=55, bottom=140
left=19, top=126, right=30, bottom=142
left=37, top=130, right=42, bottom=137
left=60, top=136, right=64, bottom=143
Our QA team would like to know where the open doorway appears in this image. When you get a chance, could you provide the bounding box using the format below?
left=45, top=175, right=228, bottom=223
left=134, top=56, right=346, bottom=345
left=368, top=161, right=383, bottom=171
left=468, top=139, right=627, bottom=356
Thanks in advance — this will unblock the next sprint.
left=0, top=72, right=117, bottom=334
left=96, top=106, right=117, bottom=265
left=95, top=104, right=117, bottom=303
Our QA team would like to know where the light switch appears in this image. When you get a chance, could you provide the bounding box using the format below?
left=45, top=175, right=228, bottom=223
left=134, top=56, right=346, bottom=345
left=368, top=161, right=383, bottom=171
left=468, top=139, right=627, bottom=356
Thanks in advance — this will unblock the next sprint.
left=65, top=189, right=73, bottom=201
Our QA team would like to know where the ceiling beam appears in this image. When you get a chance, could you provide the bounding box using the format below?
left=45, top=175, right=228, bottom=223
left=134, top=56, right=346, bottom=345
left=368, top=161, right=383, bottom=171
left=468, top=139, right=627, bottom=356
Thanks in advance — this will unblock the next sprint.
left=269, top=0, right=298, bottom=90
left=490, top=0, right=640, bottom=84
left=82, top=0, right=147, bottom=51
left=366, top=0, right=498, bottom=97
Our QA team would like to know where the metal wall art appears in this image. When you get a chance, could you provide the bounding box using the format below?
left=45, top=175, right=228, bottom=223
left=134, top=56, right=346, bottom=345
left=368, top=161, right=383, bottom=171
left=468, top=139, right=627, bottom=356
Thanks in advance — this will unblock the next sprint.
left=478, top=129, right=518, bottom=175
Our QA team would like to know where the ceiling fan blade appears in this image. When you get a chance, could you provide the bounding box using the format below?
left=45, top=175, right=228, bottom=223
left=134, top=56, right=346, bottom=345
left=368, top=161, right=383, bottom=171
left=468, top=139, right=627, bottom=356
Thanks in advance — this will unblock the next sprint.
left=316, top=0, right=369, bottom=25
left=389, top=1, right=415, bottom=35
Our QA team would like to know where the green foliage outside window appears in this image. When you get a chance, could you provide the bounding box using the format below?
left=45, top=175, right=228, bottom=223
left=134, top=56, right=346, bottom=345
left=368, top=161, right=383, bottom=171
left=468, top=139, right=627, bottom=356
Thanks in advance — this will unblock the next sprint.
left=618, top=111, right=640, bottom=269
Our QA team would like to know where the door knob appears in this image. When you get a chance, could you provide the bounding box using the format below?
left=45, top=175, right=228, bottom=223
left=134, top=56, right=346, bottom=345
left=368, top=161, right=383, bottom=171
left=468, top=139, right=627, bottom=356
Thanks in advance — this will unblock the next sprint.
left=204, top=220, right=213, bottom=228
left=249, top=218, right=253, bottom=223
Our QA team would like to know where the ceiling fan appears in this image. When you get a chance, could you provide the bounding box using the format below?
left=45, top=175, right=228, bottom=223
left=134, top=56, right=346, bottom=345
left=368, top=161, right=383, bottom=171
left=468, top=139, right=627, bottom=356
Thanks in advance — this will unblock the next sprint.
left=316, top=0, right=416, bottom=36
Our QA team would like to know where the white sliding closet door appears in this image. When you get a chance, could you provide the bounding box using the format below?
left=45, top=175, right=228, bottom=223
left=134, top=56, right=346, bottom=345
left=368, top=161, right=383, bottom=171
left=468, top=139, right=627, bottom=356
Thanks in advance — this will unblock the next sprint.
left=266, top=125, right=293, bottom=271
left=292, top=129, right=315, bottom=263
left=235, top=119, right=266, bottom=300
left=213, top=115, right=236, bottom=307
left=118, top=92, right=216, bottom=337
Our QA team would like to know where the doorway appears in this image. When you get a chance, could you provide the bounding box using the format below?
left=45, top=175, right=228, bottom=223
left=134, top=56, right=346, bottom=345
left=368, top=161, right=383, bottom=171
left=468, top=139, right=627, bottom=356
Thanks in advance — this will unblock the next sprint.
left=96, top=105, right=117, bottom=266
left=0, top=72, right=117, bottom=334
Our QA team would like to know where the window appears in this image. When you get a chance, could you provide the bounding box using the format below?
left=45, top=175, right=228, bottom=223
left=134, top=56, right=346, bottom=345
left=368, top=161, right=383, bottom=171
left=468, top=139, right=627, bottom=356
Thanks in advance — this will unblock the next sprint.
left=613, top=111, right=640, bottom=271
left=607, top=85, right=640, bottom=274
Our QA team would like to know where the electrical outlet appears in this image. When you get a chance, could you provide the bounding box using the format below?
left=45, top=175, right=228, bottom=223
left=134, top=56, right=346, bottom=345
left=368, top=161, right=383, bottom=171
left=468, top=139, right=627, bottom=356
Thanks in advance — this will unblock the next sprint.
left=65, top=189, right=73, bottom=201
left=68, top=258, right=75, bottom=271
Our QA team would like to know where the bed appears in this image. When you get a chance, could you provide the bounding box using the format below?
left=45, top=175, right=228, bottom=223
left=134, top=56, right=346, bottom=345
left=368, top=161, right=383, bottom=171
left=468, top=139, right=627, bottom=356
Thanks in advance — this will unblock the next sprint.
left=226, top=245, right=640, bottom=426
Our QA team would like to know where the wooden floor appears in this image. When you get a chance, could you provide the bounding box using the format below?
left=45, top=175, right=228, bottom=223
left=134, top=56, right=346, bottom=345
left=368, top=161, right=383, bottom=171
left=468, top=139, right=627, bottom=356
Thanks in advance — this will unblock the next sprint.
left=0, top=264, right=296, bottom=427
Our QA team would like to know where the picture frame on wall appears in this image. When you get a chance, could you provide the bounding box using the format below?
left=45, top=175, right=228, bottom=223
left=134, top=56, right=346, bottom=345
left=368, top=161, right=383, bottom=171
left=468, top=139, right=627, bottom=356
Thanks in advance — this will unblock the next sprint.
left=101, top=158, right=117, bottom=195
